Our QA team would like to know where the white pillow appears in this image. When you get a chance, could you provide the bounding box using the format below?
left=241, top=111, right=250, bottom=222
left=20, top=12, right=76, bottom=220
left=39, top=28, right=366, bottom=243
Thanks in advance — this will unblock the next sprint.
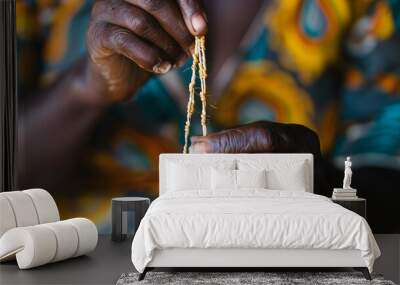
left=167, top=159, right=235, bottom=192
left=211, top=168, right=267, bottom=190
left=266, top=161, right=307, bottom=191
left=211, top=168, right=236, bottom=190
left=238, top=159, right=308, bottom=191
left=167, top=162, right=210, bottom=191
left=236, top=169, right=267, bottom=189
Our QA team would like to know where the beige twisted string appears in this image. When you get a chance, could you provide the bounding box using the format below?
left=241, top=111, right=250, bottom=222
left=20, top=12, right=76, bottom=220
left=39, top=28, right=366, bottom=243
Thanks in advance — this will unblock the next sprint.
left=183, top=36, right=208, bottom=153
left=197, top=36, right=208, bottom=136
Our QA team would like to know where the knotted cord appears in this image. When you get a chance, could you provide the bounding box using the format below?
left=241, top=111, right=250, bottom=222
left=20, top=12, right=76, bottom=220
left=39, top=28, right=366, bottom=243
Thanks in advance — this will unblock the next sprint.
left=183, top=36, right=208, bottom=153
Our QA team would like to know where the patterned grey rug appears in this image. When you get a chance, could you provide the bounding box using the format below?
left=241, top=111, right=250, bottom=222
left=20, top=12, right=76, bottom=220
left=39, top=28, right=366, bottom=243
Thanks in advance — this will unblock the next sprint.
left=116, top=272, right=396, bottom=285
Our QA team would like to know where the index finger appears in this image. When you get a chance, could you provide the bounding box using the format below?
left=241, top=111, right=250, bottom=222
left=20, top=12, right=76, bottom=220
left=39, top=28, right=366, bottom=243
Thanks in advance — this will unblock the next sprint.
left=190, top=124, right=269, bottom=153
left=126, top=0, right=201, bottom=54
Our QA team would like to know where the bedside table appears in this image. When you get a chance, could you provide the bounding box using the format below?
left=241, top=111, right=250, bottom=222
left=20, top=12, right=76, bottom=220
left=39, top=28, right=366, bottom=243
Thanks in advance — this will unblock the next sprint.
left=112, top=197, right=150, bottom=242
left=331, top=198, right=366, bottom=219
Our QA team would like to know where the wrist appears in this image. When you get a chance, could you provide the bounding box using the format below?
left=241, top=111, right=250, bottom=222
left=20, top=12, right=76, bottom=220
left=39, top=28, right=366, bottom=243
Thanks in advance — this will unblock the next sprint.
left=69, top=57, right=113, bottom=110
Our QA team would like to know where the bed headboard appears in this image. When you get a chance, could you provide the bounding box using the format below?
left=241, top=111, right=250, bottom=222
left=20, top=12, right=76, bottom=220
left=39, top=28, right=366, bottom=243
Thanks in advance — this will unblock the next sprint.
left=159, top=153, right=314, bottom=195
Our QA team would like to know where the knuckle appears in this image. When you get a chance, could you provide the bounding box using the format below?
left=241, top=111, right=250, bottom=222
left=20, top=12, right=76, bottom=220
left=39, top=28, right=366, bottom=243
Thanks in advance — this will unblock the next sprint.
left=97, top=22, right=111, bottom=41
left=141, top=0, right=165, bottom=12
left=87, top=22, right=105, bottom=48
left=91, top=0, right=106, bottom=17
left=129, top=13, right=152, bottom=36
left=111, top=29, right=130, bottom=50
left=92, top=0, right=119, bottom=18
left=87, top=22, right=115, bottom=59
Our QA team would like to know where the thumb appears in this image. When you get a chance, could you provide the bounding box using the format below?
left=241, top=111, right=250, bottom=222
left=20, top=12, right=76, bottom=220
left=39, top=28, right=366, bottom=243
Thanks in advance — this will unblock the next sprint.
left=189, top=135, right=212, bottom=153
left=176, top=0, right=207, bottom=36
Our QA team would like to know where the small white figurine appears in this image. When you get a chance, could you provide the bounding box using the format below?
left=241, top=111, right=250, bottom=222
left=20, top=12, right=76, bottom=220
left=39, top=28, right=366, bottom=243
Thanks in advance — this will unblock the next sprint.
left=343, top=156, right=353, bottom=189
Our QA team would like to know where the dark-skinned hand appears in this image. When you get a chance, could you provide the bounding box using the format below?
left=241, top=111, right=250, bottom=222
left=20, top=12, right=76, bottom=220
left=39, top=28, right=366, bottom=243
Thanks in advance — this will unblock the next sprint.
left=190, top=121, right=320, bottom=154
left=190, top=121, right=329, bottom=194
left=86, top=0, right=207, bottom=104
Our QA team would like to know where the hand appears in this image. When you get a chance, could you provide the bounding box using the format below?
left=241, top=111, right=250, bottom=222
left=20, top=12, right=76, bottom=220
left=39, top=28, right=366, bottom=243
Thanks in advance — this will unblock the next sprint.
left=190, top=121, right=321, bottom=154
left=190, top=121, right=329, bottom=194
left=86, top=0, right=207, bottom=105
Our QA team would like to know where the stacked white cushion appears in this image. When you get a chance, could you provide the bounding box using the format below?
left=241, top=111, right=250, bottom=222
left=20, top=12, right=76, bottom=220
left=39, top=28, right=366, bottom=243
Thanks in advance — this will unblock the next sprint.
left=1, top=191, right=40, bottom=227
left=0, top=189, right=98, bottom=269
left=23, top=188, right=60, bottom=223
left=167, top=163, right=211, bottom=191
left=42, top=221, right=79, bottom=262
left=0, top=189, right=60, bottom=237
left=0, top=225, right=57, bottom=267
left=0, top=196, right=17, bottom=237
left=166, top=159, right=235, bottom=191
left=211, top=169, right=267, bottom=190
left=211, top=168, right=236, bottom=190
left=66, top=218, right=98, bottom=257
left=159, top=154, right=314, bottom=194
left=238, top=159, right=310, bottom=191
left=236, top=169, right=267, bottom=188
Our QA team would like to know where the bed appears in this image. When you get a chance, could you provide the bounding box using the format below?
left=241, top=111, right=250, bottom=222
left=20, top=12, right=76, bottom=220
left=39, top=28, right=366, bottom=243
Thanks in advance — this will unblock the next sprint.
left=131, top=154, right=380, bottom=280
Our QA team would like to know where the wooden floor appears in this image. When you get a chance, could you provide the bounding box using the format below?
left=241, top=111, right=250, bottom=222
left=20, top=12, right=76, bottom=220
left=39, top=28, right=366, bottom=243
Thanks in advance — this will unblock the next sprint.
left=0, top=235, right=398, bottom=284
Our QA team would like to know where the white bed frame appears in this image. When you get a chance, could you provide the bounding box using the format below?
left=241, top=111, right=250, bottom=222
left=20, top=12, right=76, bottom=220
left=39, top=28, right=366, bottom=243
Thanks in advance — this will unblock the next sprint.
left=140, top=154, right=370, bottom=280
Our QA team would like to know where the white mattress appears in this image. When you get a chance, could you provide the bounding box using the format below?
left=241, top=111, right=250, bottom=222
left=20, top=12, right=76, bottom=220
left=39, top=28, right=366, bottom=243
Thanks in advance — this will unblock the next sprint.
left=131, top=190, right=380, bottom=273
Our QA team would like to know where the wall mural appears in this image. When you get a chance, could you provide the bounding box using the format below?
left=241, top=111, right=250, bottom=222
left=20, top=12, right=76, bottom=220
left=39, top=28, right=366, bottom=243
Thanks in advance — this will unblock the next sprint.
left=15, top=0, right=400, bottom=233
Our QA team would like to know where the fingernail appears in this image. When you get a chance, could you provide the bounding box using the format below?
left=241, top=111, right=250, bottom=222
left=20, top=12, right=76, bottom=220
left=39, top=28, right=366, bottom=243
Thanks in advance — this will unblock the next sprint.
left=191, top=13, right=206, bottom=34
left=153, top=61, right=171, bottom=74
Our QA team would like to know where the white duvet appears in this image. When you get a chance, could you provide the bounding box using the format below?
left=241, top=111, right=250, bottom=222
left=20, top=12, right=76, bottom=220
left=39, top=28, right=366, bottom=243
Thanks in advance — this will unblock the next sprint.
left=131, top=190, right=380, bottom=273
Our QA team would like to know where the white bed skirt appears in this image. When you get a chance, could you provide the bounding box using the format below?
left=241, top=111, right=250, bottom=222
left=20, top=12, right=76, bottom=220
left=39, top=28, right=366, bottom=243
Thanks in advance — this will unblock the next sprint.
left=148, top=248, right=366, bottom=268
